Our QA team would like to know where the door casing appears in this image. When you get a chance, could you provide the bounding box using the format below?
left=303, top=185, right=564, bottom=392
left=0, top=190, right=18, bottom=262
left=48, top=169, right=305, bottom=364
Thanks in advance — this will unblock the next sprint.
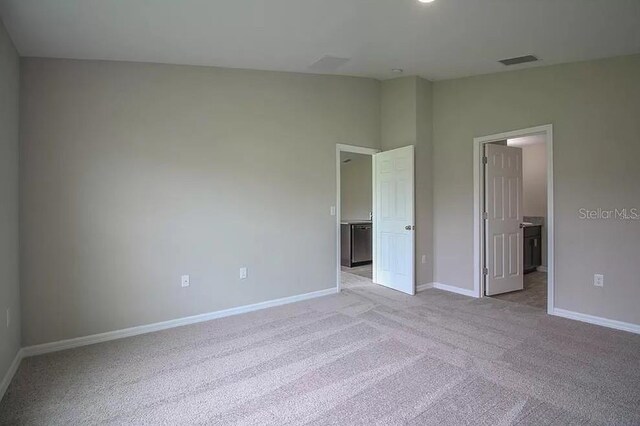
left=472, top=125, right=554, bottom=314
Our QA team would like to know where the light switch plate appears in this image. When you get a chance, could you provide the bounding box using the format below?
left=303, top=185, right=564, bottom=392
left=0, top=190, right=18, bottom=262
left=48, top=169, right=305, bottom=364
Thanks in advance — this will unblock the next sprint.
left=181, top=275, right=190, bottom=287
left=240, top=267, right=248, bottom=280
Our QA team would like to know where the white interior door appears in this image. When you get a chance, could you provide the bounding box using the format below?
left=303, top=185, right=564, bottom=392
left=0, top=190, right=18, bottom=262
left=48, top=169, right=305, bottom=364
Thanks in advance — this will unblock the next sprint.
left=374, top=145, right=415, bottom=295
left=485, top=143, right=524, bottom=296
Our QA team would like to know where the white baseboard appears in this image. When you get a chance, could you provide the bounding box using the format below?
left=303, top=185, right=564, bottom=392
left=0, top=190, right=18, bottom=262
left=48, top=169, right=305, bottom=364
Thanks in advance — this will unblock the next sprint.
left=552, top=308, right=640, bottom=335
left=0, top=349, right=24, bottom=402
left=22, top=287, right=338, bottom=358
left=537, top=266, right=548, bottom=272
left=416, top=283, right=434, bottom=292
left=432, top=282, right=478, bottom=298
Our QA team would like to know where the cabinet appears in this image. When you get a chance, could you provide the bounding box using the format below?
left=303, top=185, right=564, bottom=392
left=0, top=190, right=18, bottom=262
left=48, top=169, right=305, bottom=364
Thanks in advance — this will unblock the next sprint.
left=523, top=225, right=542, bottom=274
left=341, top=222, right=372, bottom=267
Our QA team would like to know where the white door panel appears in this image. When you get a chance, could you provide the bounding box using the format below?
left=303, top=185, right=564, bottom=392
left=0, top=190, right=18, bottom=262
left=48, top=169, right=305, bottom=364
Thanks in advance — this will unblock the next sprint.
left=485, top=144, right=523, bottom=296
left=374, top=145, right=415, bottom=295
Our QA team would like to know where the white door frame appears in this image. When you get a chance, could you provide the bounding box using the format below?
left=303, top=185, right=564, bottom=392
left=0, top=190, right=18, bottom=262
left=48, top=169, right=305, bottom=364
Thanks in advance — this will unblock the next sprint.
left=336, top=144, right=380, bottom=292
left=473, top=124, right=554, bottom=314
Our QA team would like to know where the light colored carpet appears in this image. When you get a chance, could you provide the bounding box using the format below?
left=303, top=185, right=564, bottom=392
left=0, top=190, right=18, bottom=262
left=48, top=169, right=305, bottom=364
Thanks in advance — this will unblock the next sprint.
left=1, top=284, right=639, bottom=425
left=491, top=271, right=548, bottom=310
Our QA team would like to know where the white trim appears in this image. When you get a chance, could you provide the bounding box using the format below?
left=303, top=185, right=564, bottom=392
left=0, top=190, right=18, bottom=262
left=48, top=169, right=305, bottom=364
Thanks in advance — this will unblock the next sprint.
left=22, top=288, right=337, bottom=358
left=473, top=124, right=555, bottom=314
left=335, top=144, right=379, bottom=292
left=416, top=282, right=434, bottom=292
left=336, top=143, right=379, bottom=156
left=0, top=349, right=24, bottom=402
left=536, top=266, right=548, bottom=273
left=552, top=308, right=640, bottom=335
left=433, top=282, right=477, bottom=298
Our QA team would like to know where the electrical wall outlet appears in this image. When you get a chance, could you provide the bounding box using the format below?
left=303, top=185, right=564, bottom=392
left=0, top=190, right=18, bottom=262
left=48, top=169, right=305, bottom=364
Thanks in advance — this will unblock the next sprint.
left=181, top=275, right=190, bottom=287
left=240, top=267, right=248, bottom=280
left=330, top=206, right=336, bottom=216
left=594, top=274, right=604, bottom=287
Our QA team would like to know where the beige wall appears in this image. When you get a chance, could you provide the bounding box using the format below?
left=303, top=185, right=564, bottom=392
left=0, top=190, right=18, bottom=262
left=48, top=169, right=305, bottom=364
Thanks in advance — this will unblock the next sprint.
left=433, top=54, right=640, bottom=325
left=381, top=78, right=417, bottom=150
left=16, top=52, right=640, bottom=347
left=522, top=143, right=547, bottom=218
left=20, top=58, right=380, bottom=346
left=416, top=77, right=434, bottom=286
left=0, top=19, right=20, bottom=381
left=340, top=154, right=372, bottom=221
left=521, top=142, right=548, bottom=266
left=380, top=76, right=434, bottom=286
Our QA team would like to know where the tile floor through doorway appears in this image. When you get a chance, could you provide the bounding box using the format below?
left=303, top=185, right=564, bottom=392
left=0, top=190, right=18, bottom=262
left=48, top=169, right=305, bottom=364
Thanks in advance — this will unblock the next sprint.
left=491, top=271, right=547, bottom=310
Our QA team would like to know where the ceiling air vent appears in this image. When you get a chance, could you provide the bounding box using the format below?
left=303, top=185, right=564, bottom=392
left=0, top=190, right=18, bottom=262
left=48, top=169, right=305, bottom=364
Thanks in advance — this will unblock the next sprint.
left=498, top=55, right=539, bottom=66
left=308, top=56, right=350, bottom=72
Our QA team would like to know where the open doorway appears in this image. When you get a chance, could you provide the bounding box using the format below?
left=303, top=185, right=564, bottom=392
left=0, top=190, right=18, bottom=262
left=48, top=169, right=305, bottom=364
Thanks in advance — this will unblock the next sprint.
left=339, top=150, right=374, bottom=290
left=473, top=125, right=554, bottom=313
left=336, top=144, right=378, bottom=292
left=336, top=144, right=416, bottom=295
left=491, top=135, right=548, bottom=309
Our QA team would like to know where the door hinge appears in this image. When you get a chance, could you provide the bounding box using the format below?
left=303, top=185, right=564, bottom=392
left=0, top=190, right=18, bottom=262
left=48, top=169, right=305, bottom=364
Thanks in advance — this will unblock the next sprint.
left=483, top=267, right=489, bottom=276
left=482, top=156, right=488, bottom=164
left=482, top=211, right=488, bottom=220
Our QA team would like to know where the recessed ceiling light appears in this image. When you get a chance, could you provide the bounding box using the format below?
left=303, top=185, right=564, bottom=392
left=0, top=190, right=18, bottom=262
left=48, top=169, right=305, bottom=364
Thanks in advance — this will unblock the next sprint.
left=418, top=0, right=435, bottom=3
left=392, top=68, right=404, bottom=74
